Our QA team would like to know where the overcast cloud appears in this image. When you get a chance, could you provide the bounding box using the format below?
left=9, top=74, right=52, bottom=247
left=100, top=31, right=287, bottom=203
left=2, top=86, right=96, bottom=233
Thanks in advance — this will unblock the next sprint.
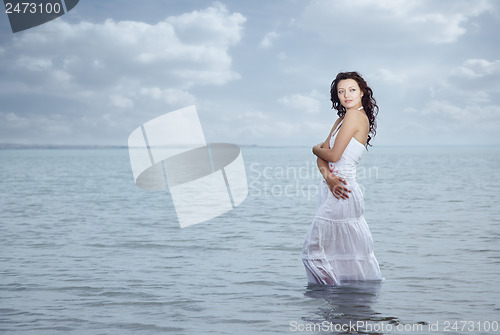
left=0, top=0, right=499, bottom=146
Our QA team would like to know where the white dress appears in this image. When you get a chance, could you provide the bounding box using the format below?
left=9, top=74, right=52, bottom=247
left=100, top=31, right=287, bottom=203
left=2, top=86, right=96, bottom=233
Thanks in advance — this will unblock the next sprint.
left=302, top=121, right=382, bottom=285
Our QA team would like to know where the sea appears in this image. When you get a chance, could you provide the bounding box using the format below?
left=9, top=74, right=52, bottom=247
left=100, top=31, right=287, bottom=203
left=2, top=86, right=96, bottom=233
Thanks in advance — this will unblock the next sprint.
left=1, top=145, right=499, bottom=335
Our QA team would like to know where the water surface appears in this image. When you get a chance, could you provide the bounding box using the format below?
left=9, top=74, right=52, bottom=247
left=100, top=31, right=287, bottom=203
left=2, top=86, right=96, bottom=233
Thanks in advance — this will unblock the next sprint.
left=1, top=146, right=499, bottom=334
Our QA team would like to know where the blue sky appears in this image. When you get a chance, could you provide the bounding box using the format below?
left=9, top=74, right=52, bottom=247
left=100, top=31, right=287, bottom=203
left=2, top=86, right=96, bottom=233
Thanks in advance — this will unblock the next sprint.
left=1, top=0, right=499, bottom=146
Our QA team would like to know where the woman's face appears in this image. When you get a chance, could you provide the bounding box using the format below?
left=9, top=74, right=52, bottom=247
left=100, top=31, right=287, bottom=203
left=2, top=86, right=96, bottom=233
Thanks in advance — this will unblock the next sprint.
left=337, top=78, right=363, bottom=110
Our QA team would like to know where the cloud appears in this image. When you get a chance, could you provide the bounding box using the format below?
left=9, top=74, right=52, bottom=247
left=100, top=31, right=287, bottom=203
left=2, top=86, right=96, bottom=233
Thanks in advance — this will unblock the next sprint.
left=4, top=3, right=245, bottom=91
left=279, top=90, right=323, bottom=114
left=110, top=94, right=134, bottom=109
left=0, top=3, right=246, bottom=144
left=400, top=58, right=500, bottom=140
left=166, top=2, right=245, bottom=46
left=1, top=1, right=499, bottom=146
left=259, top=31, right=279, bottom=49
left=452, top=59, right=500, bottom=78
left=140, top=87, right=196, bottom=106
left=420, top=100, right=500, bottom=130
left=0, top=111, right=79, bottom=144
left=443, top=58, right=500, bottom=103
left=370, top=68, right=407, bottom=84
left=299, top=0, right=495, bottom=45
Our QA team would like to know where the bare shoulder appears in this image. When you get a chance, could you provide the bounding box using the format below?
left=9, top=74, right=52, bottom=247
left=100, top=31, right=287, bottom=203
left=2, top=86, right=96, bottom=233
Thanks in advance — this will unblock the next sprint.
left=343, top=109, right=368, bottom=128
left=344, top=109, right=369, bottom=145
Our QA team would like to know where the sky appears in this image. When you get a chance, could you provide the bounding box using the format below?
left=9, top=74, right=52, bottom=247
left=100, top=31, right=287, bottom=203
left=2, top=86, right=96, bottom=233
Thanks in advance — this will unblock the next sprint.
left=0, top=0, right=499, bottom=147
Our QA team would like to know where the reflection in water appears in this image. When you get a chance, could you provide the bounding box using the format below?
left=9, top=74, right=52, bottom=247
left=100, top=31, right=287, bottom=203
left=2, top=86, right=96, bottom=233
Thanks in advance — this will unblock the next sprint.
left=303, top=281, right=399, bottom=334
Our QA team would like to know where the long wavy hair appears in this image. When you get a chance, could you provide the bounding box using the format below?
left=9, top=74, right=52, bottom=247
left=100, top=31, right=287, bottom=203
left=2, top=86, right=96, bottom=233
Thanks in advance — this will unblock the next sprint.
left=330, top=71, right=379, bottom=149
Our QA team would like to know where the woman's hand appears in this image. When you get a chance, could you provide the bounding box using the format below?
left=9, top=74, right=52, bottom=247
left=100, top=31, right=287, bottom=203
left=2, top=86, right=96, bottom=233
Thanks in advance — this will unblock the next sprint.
left=312, top=142, right=324, bottom=156
left=325, top=174, right=351, bottom=200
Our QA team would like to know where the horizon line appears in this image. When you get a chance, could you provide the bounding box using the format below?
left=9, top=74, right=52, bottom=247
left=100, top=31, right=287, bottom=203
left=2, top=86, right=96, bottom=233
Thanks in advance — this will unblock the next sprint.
left=0, top=143, right=498, bottom=149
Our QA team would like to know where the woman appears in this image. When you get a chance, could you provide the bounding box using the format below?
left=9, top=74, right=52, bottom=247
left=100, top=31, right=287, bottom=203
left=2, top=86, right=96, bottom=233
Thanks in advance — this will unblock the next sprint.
left=302, top=71, right=383, bottom=285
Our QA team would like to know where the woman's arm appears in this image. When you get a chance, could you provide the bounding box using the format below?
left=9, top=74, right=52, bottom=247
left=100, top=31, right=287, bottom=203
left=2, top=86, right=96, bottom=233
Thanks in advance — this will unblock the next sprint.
left=315, top=117, right=341, bottom=180
left=317, top=157, right=351, bottom=199
left=319, top=117, right=342, bottom=149
left=313, top=111, right=360, bottom=163
left=317, top=156, right=330, bottom=180
left=315, top=117, right=351, bottom=199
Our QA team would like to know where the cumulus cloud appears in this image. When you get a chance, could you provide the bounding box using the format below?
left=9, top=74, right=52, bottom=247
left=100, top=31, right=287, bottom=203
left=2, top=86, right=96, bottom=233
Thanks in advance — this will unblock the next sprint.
left=299, top=0, right=495, bottom=45
left=444, top=58, right=500, bottom=103
left=419, top=100, right=500, bottom=130
left=371, top=68, right=407, bottom=84
left=452, top=59, right=500, bottom=78
left=401, top=58, right=500, bottom=140
left=0, top=111, right=81, bottom=144
left=279, top=90, right=323, bottom=114
left=109, top=94, right=134, bottom=109
left=1, top=1, right=498, bottom=146
left=0, top=3, right=246, bottom=144
left=166, top=2, right=245, bottom=46
left=4, top=3, right=245, bottom=90
left=140, top=87, right=196, bottom=106
left=259, top=31, right=279, bottom=49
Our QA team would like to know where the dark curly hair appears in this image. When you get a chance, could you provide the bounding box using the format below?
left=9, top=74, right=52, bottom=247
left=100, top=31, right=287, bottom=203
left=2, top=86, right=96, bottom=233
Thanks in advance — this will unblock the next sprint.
left=330, top=71, right=379, bottom=149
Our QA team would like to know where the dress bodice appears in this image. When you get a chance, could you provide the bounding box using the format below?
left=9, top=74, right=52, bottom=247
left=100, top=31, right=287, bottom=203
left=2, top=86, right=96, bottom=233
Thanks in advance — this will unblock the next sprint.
left=328, top=121, right=365, bottom=180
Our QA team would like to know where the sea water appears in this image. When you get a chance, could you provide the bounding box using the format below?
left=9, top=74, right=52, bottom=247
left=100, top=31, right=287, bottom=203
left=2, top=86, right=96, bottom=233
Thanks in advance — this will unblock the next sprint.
left=1, top=146, right=499, bottom=334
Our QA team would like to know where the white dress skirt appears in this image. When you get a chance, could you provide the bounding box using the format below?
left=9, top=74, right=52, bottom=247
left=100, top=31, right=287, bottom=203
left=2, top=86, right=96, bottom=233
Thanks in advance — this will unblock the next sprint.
left=302, top=123, right=382, bottom=285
